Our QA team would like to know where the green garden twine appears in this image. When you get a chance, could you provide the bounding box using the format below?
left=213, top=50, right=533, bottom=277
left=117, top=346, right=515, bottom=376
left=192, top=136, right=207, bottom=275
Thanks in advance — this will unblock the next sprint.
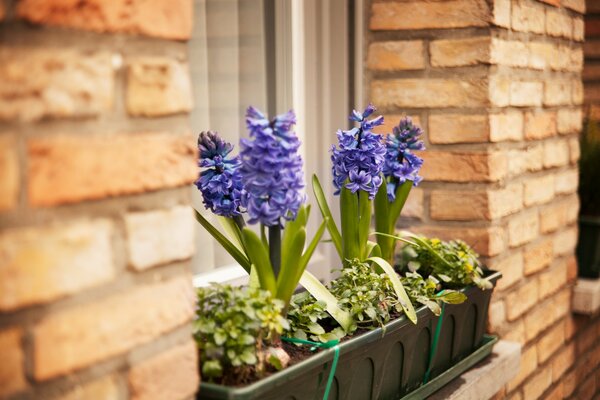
left=423, top=295, right=447, bottom=384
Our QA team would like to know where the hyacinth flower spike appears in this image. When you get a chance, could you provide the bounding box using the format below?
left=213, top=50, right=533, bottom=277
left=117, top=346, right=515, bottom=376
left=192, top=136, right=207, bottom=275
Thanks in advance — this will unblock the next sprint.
left=373, top=116, right=425, bottom=265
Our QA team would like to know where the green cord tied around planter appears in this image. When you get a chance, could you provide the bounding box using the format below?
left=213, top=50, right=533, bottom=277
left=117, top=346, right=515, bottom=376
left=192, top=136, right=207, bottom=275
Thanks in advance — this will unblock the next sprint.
left=423, top=291, right=447, bottom=384
left=282, top=337, right=340, bottom=400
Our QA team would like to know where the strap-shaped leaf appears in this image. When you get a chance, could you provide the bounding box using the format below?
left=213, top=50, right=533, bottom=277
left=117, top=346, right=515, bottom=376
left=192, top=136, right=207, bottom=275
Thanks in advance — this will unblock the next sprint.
left=217, top=216, right=244, bottom=252
left=194, top=209, right=251, bottom=272
left=340, top=186, right=359, bottom=261
left=374, top=181, right=393, bottom=261
left=358, top=190, right=372, bottom=260
left=388, top=181, right=413, bottom=232
left=312, top=175, right=343, bottom=258
left=241, top=228, right=277, bottom=295
left=277, top=227, right=306, bottom=303
left=366, top=240, right=382, bottom=259
left=371, top=231, right=420, bottom=247
left=295, top=218, right=328, bottom=285
left=299, top=271, right=355, bottom=332
left=366, top=256, right=417, bottom=324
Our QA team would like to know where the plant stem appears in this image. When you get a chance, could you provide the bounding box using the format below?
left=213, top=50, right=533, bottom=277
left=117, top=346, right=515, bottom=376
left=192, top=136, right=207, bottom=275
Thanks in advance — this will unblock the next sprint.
left=269, top=225, right=282, bottom=278
left=233, top=214, right=246, bottom=230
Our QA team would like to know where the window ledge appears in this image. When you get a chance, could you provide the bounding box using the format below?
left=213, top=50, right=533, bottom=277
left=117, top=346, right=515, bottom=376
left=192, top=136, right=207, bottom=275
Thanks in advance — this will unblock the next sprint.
left=573, top=278, right=600, bottom=315
left=428, top=340, right=522, bottom=400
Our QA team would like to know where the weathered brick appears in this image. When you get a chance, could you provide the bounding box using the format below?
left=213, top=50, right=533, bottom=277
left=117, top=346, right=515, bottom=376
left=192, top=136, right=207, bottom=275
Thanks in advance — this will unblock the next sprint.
left=58, top=375, right=119, bottom=400
left=367, top=41, right=425, bottom=71
left=537, top=322, right=565, bottom=364
left=503, top=320, right=526, bottom=345
left=568, top=47, right=584, bottom=72
left=545, top=382, right=563, bottom=400
left=488, top=300, right=505, bottom=332
left=539, top=262, right=568, bottom=299
left=490, top=111, right=524, bottom=141
left=576, top=325, right=597, bottom=356
left=583, top=64, right=600, bottom=80
left=524, top=238, right=553, bottom=275
left=553, top=227, right=578, bottom=256
left=492, top=0, right=511, bottom=28
left=524, top=297, right=557, bottom=341
left=0, top=135, right=19, bottom=211
left=509, top=211, right=539, bottom=247
left=523, top=367, right=552, bottom=400
left=562, top=0, right=585, bottom=13
left=507, top=346, right=537, bottom=391
left=126, top=57, right=193, bottom=117
left=545, top=8, right=572, bottom=38
left=28, top=132, right=196, bottom=207
left=573, top=17, right=584, bottom=41
left=585, top=82, right=600, bottom=103
left=507, top=144, right=544, bottom=176
left=575, top=374, right=597, bottom=400
left=430, top=37, right=490, bottom=67
left=16, top=0, right=193, bottom=40
left=506, top=278, right=539, bottom=321
left=0, top=328, right=26, bottom=397
left=371, top=78, right=488, bottom=108
left=543, top=140, right=570, bottom=168
left=528, top=41, right=554, bottom=70
left=0, top=47, right=114, bottom=122
left=572, top=79, right=584, bottom=105
left=370, top=0, right=491, bottom=30
left=488, top=183, right=524, bottom=218
left=544, top=80, right=572, bottom=106
left=125, top=206, right=194, bottom=271
left=33, top=276, right=195, bottom=380
left=415, top=226, right=505, bottom=257
left=428, top=114, right=489, bottom=144
left=512, top=1, right=545, bottom=34
left=567, top=255, right=578, bottom=283
left=489, top=252, right=523, bottom=291
left=524, top=174, right=554, bottom=206
left=129, top=341, right=199, bottom=400
left=550, top=45, right=572, bottom=71
left=420, top=151, right=506, bottom=182
left=0, top=220, right=114, bottom=311
left=554, top=169, right=578, bottom=195
left=524, top=110, right=556, bottom=140
left=510, top=81, right=543, bottom=107
left=557, top=108, right=582, bottom=134
left=489, top=75, right=510, bottom=107
left=552, top=343, right=575, bottom=382
left=490, top=39, right=529, bottom=68
left=540, top=196, right=579, bottom=233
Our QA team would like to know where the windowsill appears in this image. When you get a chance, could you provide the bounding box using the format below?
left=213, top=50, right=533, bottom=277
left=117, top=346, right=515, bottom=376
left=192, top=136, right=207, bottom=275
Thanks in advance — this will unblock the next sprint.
left=428, top=340, right=522, bottom=400
left=573, top=278, right=600, bottom=315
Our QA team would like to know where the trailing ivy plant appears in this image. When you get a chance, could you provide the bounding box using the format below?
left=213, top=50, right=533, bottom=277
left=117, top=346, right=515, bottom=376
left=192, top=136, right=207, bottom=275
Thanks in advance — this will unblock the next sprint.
left=194, top=285, right=289, bottom=381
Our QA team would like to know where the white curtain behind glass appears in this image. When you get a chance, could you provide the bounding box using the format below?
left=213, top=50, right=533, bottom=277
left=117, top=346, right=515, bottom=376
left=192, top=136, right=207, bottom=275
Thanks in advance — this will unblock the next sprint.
left=189, top=0, right=270, bottom=274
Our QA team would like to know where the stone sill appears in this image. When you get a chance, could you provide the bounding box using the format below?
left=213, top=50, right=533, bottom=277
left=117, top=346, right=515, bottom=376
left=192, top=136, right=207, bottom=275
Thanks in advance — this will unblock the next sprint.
left=429, top=340, right=522, bottom=400
left=573, top=278, right=600, bottom=315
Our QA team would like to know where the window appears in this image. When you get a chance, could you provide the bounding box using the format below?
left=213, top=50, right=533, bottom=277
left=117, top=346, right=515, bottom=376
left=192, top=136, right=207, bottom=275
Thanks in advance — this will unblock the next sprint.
left=189, top=0, right=360, bottom=286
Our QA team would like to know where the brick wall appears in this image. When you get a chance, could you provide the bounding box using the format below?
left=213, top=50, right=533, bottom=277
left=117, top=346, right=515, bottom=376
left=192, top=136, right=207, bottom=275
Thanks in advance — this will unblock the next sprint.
left=584, top=0, right=600, bottom=119
left=368, top=1, right=600, bottom=399
left=0, top=1, right=199, bottom=399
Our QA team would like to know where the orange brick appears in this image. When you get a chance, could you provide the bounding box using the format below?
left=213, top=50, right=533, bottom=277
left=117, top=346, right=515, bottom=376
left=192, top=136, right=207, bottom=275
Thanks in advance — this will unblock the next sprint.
left=33, top=276, right=195, bottom=380
left=428, top=114, right=489, bottom=144
left=577, top=374, right=597, bottom=399
left=489, top=252, right=524, bottom=291
left=0, top=328, right=26, bottom=397
left=583, top=64, right=600, bottom=80
left=0, top=2, right=4, bottom=21
left=367, top=41, right=425, bottom=71
left=540, top=196, right=579, bottom=233
left=557, top=108, right=582, bottom=134
left=126, top=57, right=193, bottom=117
left=58, top=375, right=119, bottom=400
left=568, top=47, right=584, bottom=72
left=537, top=322, right=565, bottom=363
left=503, top=320, right=526, bottom=345
left=523, top=238, right=553, bottom=275
left=572, top=79, right=584, bottom=105
left=16, top=0, right=192, bottom=40
left=490, top=111, right=524, bottom=142
left=129, top=341, right=198, bottom=400
left=0, top=135, right=19, bottom=211
left=539, top=263, right=568, bottom=299
left=573, top=17, right=584, bottom=41
left=414, top=226, right=505, bottom=257
left=567, top=256, right=578, bottom=282
left=508, top=211, right=539, bottom=247
left=489, top=75, right=511, bottom=107
left=553, top=227, right=578, bottom=256
left=430, top=37, right=491, bottom=67
left=507, top=346, right=538, bottom=391
left=506, top=279, right=539, bottom=321
left=554, top=169, right=578, bottom=195
left=420, top=150, right=506, bottom=183
left=545, top=8, right=573, bottom=38
left=528, top=41, right=554, bottom=70
left=545, top=80, right=573, bottom=107
left=552, top=343, right=575, bottom=382
left=0, top=47, right=114, bottom=122
left=0, top=220, right=115, bottom=311
left=545, top=382, right=563, bottom=400
left=523, top=175, right=554, bottom=206
left=550, top=45, right=572, bottom=71
left=510, top=81, right=543, bottom=107
left=370, top=0, right=491, bottom=30
left=507, top=144, right=544, bottom=176
left=554, top=288, right=572, bottom=319
left=543, top=140, right=570, bottom=168
left=28, top=132, right=196, bottom=207
left=523, top=367, right=553, bottom=400
left=371, top=78, right=489, bottom=108
left=512, top=1, right=545, bottom=34
left=403, top=187, right=424, bottom=219
left=576, top=325, right=597, bottom=356
left=524, top=110, right=557, bottom=140
left=524, top=297, right=558, bottom=341
left=562, top=0, right=586, bottom=13
left=488, top=183, right=524, bottom=218
left=488, top=300, right=505, bottom=332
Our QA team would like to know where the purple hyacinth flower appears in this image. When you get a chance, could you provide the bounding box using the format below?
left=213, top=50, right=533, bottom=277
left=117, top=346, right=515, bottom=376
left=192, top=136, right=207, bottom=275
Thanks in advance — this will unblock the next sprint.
left=331, top=104, right=386, bottom=199
left=382, top=116, right=425, bottom=201
left=195, top=131, right=244, bottom=217
left=239, top=106, right=305, bottom=226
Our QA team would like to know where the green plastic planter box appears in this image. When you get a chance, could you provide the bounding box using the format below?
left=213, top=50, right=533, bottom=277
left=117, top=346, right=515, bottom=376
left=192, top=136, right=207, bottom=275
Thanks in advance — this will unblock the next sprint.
left=577, top=216, right=600, bottom=278
left=197, top=271, right=501, bottom=400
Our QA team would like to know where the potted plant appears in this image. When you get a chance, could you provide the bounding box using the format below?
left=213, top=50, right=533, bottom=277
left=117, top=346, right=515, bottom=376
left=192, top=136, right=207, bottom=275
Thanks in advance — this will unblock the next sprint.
left=193, top=105, right=500, bottom=400
left=577, top=120, right=600, bottom=278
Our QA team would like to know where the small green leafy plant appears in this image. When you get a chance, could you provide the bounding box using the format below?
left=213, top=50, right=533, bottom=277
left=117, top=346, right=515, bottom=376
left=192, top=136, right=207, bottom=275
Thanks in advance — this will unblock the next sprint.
left=286, top=291, right=346, bottom=343
left=194, top=285, right=289, bottom=382
left=401, top=271, right=467, bottom=316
